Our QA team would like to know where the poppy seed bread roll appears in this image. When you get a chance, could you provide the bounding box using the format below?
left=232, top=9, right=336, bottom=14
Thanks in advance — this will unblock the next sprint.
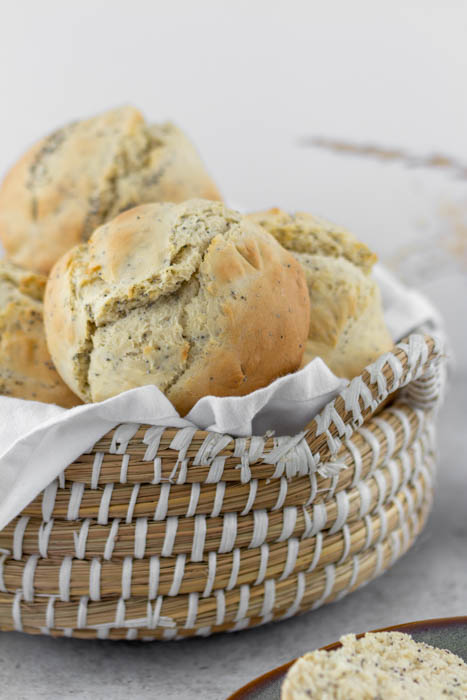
left=282, top=632, right=467, bottom=699
left=248, top=208, right=393, bottom=379
left=0, top=261, right=80, bottom=407
left=44, top=200, right=310, bottom=415
left=0, top=105, right=221, bottom=274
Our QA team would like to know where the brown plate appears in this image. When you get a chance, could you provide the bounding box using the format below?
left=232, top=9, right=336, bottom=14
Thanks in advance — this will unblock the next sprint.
left=227, top=617, right=467, bottom=700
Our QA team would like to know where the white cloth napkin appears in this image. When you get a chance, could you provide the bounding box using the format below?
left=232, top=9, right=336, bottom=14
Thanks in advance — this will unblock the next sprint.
left=0, top=265, right=441, bottom=530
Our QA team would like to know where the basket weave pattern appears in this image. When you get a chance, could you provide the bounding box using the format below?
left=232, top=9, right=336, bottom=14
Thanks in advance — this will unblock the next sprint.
left=0, top=334, right=444, bottom=640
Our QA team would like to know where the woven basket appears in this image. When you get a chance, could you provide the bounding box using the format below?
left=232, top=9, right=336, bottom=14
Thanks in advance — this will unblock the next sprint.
left=0, top=333, right=445, bottom=640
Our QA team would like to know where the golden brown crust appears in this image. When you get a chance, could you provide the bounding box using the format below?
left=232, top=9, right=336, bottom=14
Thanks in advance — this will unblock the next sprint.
left=0, top=106, right=221, bottom=274
left=44, top=200, right=310, bottom=414
left=248, top=208, right=393, bottom=379
left=0, top=261, right=80, bottom=407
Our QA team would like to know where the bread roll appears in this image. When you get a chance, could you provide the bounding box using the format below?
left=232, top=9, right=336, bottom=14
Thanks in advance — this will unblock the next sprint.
left=282, top=632, right=467, bottom=699
left=44, top=200, right=310, bottom=415
left=248, top=208, right=393, bottom=378
left=0, top=261, right=80, bottom=406
left=0, top=106, right=221, bottom=274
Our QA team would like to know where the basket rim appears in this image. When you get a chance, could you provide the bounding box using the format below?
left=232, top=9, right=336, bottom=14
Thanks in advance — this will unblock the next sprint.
left=87, top=332, right=444, bottom=471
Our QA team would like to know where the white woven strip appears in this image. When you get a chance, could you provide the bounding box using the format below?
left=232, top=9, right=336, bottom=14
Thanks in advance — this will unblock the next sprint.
left=261, top=579, right=276, bottom=620
left=278, top=507, right=297, bottom=542
left=38, top=519, right=54, bottom=558
left=280, top=538, right=299, bottom=581
left=348, top=555, right=360, bottom=591
left=194, top=433, right=233, bottom=467
left=387, top=408, right=413, bottom=451
left=302, top=506, right=313, bottom=538
left=13, top=516, right=29, bottom=560
left=154, top=483, right=170, bottom=521
left=373, top=418, right=396, bottom=462
left=391, top=530, right=401, bottom=565
left=58, top=471, right=65, bottom=489
left=283, top=571, right=306, bottom=619
left=358, top=427, right=381, bottom=473
left=103, top=518, right=120, bottom=560
left=227, top=548, right=241, bottom=591
left=41, top=480, right=58, bottom=522
left=329, top=491, right=350, bottom=535
left=215, top=589, right=226, bottom=626
left=98, top=483, right=114, bottom=525
left=67, top=482, right=85, bottom=520
left=186, top=483, right=200, bottom=518
left=22, top=554, right=39, bottom=602
left=89, top=558, right=101, bottom=601
left=240, top=479, right=258, bottom=515
left=305, top=473, right=318, bottom=506
left=363, top=515, right=373, bottom=550
left=119, top=454, right=130, bottom=484
left=206, top=457, right=227, bottom=484
left=134, top=517, right=148, bottom=559
left=378, top=506, right=388, bottom=543
left=368, top=354, right=390, bottom=398
left=185, top=592, right=199, bottom=629
left=203, top=551, right=217, bottom=598
left=312, top=564, right=336, bottom=609
left=126, top=483, right=140, bottom=523
left=45, top=596, right=55, bottom=629
left=337, top=524, right=351, bottom=565
left=219, top=513, right=237, bottom=554
left=0, top=553, right=8, bottom=593
left=12, top=590, right=22, bottom=632
left=191, top=515, right=206, bottom=562
left=235, top=584, right=250, bottom=622
left=59, top=557, right=72, bottom=602
left=126, top=629, right=138, bottom=640
left=249, top=435, right=266, bottom=463
left=357, top=481, right=372, bottom=517
left=162, top=516, right=178, bottom=558
left=210, top=482, right=225, bottom=518
left=169, top=427, right=197, bottom=473
left=386, top=459, right=401, bottom=497
left=143, top=426, right=165, bottom=461
left=254, top=543, right=270, bottom=586
left=250, top=510, right=268, bottom=548
left=73, top=518, right=91, bottom=559
left=110, top=423, right=140, bottom=454
left=115, top=597, right=126, bottom=627
left=168, top=554, right=186, bottom=597
left=148, top=556, right=160, bottom=600
left=146, top=595, right=162, bottom=628
left=309, top=503, right=327, bottom=537
left=91, top=452, right=104, bottom=489
left=121, top=556, right=133, bottom=599
left=306, top=531, right=323, bottom=573
left=374, top=542, right=385, bottom=577
left=374, top=469, right=388, bottom=509
left=272, top=477, right=288, bottom=511
left=77, top=596, right=88, bottom=629
left=152, top=458, right=162, bottom=484
left=400, top=451, right=413, bottom=484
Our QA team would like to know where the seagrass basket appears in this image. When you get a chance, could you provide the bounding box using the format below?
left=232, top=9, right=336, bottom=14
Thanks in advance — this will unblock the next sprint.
left=0, top=333, right=445, bottom=640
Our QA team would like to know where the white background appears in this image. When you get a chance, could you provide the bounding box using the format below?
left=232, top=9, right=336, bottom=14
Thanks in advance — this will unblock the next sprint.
left=0, top=2, right=466, bottom=699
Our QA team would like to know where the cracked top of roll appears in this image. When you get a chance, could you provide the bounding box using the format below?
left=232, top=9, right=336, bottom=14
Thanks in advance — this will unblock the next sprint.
left=0, top=105, right=221, bottom=274
left=44, top=199, right=310, bottom=415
